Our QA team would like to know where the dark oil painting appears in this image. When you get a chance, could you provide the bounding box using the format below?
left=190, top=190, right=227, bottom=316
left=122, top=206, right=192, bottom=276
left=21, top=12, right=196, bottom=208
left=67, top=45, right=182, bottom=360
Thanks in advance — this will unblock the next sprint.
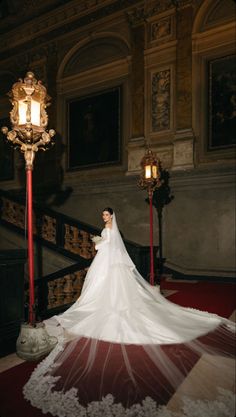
left=67, top=87, right=121, bottom=169
left=208, top=54, right=236, bottom=150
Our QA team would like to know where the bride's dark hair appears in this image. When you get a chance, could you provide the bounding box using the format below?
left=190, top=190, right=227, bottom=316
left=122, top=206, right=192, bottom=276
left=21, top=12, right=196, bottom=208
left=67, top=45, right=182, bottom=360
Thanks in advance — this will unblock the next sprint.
left=103, top=207, right=113, bottom=215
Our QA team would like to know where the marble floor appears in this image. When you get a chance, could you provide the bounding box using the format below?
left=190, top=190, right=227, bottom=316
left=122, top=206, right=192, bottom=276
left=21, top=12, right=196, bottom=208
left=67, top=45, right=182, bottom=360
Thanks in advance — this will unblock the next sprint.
left=0, top=351, right=25, bottom=373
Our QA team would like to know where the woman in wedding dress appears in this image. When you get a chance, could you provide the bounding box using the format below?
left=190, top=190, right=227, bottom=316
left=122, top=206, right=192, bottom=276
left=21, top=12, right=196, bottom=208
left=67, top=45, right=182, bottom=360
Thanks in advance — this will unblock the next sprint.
left=23, top=208, right=235, bottom=417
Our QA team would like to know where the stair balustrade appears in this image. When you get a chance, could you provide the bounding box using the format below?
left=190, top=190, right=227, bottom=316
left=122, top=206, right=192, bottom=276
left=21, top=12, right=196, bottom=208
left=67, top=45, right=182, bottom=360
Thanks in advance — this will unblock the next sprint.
left=0, top=189, right=158, bottom=318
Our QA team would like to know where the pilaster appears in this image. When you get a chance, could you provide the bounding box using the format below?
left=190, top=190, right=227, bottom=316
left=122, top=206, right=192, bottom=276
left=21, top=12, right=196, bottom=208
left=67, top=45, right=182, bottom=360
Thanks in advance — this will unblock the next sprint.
left=172, top=129, right=195, bottom=170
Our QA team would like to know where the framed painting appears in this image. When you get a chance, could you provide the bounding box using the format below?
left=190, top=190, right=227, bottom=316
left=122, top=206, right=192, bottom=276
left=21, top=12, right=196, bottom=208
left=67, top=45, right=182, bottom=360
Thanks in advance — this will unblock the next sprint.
left=67, top=86, right=121, bottom=169
left=208, top=54, right=236, bottom=150
left=0, top=117, right=14, bottom=181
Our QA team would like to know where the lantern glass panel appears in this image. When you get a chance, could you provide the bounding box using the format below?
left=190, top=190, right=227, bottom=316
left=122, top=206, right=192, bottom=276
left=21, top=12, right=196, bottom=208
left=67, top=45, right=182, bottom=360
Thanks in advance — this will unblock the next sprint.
left=18, top=100, right=27, bottom=125
left=145, top=165, right=151, bottom=179
left=31, top=99, right=41, bottom=126
left=18, top=98, right=40, bottom=126
left=152, top=165, right=157, bottom=179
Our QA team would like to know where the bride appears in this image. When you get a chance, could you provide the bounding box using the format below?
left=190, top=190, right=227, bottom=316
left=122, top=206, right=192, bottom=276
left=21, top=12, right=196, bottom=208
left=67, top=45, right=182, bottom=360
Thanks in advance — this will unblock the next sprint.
left=23, top=208, right=235, bottom=417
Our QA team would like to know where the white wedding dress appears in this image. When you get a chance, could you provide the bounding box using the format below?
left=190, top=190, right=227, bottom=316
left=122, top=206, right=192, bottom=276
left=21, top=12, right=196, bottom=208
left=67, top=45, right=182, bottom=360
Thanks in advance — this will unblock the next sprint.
left=23, top=213, right=235, bottom=417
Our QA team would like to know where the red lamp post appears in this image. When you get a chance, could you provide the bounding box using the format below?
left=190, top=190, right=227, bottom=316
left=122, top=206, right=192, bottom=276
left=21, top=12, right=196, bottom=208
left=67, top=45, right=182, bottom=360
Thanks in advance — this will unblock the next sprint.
left=138, top=148, right=161, bottom=286
left=1, top=72, right=56, bottom=325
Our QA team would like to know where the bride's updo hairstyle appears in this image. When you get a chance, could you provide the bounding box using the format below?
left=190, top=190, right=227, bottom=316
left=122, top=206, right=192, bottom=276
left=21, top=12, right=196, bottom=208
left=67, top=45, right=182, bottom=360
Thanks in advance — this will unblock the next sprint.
left=103, top=207, right=113, bottom=215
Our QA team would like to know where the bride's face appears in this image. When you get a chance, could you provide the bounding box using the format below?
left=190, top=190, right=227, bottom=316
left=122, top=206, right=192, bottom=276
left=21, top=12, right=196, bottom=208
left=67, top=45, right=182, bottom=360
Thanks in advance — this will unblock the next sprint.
left=102, top=211, right=112, bottom=224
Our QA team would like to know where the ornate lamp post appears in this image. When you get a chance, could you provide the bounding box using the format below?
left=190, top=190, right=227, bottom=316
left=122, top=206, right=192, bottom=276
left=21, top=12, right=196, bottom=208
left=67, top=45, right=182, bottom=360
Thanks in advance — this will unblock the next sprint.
left=1, top=72, right=57, bottom=360
left=138, top=148, right=161, bottom=285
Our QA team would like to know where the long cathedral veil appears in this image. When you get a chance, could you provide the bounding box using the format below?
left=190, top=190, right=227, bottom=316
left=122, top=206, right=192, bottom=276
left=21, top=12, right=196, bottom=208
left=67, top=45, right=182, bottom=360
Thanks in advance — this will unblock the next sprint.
left=109, top=211, right=136, bottom=269
left=23, top=212, right=236, bottom=416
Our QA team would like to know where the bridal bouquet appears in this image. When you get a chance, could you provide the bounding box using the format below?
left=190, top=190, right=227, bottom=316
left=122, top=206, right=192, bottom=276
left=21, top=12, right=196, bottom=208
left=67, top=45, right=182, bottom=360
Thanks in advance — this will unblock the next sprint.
left=91, top=235, right=103, bottom=244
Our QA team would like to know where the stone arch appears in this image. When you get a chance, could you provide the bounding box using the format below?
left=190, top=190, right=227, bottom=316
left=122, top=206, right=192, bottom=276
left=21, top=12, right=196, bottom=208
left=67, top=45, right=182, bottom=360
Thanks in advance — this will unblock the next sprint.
left=192, top=0, right=236, bottom=34
left=57, top=32, right=131, bottom=80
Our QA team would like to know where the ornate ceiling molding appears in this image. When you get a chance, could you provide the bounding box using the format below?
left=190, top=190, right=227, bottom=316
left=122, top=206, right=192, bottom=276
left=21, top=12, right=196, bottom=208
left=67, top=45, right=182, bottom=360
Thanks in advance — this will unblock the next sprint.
left=0, top=0, right=139, bottom=61
left=127, top=0, right=175, bottom=27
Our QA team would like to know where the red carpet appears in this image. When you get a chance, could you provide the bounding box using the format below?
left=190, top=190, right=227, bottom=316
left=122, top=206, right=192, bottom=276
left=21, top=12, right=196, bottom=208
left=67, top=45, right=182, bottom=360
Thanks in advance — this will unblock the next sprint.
left=0, top=360, right=49, bottom=417
left=0, top=342, right=201, bottom=417
left=52, top=338, right=200, bottom=407
left=161, top=278, right=236, bottom=318
left=0, top=278, right=235, bottom=417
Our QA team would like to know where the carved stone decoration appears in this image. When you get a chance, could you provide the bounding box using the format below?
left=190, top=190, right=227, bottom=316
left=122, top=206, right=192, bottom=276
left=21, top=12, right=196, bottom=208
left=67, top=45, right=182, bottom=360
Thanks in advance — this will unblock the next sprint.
left=145, top=0, right=175, bottom=16
left=127, top=1, right=174, bottom=26
left=151, top=17, right=171, bottom=41
left=126, top=7, right=145, bottom=27
left=175, top=0, right=194, bottom=10
left=41, top=215, right=56, bottom=243
left=147, top=12, right=176, bottom=47
left=151, top=69, right=171, bottom=132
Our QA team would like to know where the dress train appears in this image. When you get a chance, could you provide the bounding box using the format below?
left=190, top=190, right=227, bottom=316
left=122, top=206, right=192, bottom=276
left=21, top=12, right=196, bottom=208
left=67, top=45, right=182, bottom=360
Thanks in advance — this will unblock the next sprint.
left=23, top=219, right=236, bottom=416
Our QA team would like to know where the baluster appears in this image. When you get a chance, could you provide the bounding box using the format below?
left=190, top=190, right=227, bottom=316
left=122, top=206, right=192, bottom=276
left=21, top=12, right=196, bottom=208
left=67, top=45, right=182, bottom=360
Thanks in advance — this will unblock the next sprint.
left=72, top=269, right=87, bottom=300
left=72, top=227, right=80, bottom=254
left=64, top=224, right=72, bottom=251
left=47, top=281, right=57, bottom=309
left=41, top=215, right=56, bottom=243
left=63, top=274, right=74, bottom=305
left=54, top=277, right=65, bottom=306
left=80, top=231, right=93, bottom=259
left=89, top=233, right=97, bottom=257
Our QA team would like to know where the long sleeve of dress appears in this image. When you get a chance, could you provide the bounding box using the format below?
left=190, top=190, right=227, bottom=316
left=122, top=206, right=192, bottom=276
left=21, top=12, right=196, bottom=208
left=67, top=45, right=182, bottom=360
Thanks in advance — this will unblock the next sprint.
left=95, top=228, right=111, bottom=250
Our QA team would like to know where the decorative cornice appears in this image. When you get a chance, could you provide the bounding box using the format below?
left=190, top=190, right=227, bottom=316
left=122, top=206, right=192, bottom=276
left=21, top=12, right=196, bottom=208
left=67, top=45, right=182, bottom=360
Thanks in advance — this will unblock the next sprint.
left=5, top=41, right=58, bottom=78
left=170, top=164, right=236, bottom=190
left=127, top=0, right=175, bottom=26
left=165, top=259, right=236, bottom=278
left=126, top=7, right=145, bottom=26
left=62, top=163, right=236, bottom=196
left=175, top=0, right=192, bottom=8
left=0, top=0, right=139, bottom=61
left=146, top=0, right=176, bottom=16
